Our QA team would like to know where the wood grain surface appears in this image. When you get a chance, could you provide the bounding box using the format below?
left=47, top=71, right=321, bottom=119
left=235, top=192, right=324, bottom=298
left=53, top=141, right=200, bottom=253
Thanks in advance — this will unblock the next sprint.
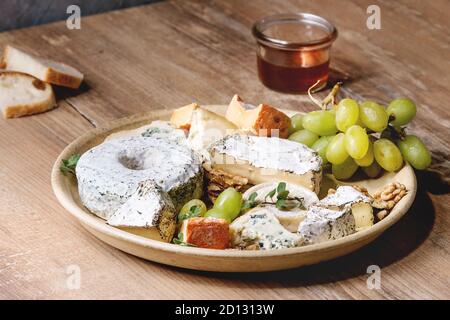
left=0, top=0, right=449, bottom=299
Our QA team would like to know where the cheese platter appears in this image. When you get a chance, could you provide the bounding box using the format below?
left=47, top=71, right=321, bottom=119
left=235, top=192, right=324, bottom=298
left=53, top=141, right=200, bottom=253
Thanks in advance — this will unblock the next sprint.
left=52, top=95, right=419, bottom=272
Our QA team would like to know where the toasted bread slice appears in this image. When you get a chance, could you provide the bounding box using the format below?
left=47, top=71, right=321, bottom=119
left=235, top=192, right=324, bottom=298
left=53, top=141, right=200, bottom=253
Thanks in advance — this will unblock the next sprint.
left=0, top=71, right=57, bottom=119
left=1, top=45, right=83, bottom=89
left=226, top=95, right=291, bottom=138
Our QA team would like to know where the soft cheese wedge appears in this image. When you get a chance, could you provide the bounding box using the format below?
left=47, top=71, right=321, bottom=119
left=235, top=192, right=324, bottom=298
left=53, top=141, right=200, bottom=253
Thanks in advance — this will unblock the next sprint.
left=316, top=186, right=374, bottom=231
left=170, top=103, right=199, bottom=130
left=243, top=182, right=319, bottom=232
left=230, top=207, right=303, bottom=250
left=208, top=134, right=322, bottom=194
left=226, top=95, right=291, bottom=138
left=187, top=108, right=237, bottom=157
left=107, top=180, right=177, bottom=242
left=298, top=206, right=356, bottom=244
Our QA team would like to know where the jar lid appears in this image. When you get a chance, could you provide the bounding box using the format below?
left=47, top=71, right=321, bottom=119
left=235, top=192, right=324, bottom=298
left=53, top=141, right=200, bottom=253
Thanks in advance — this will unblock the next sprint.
left=252, top=13, right=337, bottom=50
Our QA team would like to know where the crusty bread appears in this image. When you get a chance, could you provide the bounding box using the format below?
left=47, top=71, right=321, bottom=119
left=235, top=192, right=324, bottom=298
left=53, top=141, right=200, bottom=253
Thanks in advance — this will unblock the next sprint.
left=226, top=94, right=291, bottom=138
left=170, top=103, right=199, bottom=130
left=0, top=71, right=57, bottom=119
left=1, top=45, right=83, bottom=89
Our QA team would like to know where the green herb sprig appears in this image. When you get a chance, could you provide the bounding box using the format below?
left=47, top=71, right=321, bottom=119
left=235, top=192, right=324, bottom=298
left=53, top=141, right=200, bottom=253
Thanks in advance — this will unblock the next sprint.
left=178, top=205, right=202, bottom=221
left=172, top=232, right=197, bottom=247
left=60, top=154, right=81, bottom=175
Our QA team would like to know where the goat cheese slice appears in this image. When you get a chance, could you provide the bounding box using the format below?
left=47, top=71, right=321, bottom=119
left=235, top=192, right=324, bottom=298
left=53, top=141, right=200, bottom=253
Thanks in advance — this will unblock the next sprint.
left=208, top=134, right=322, bottom=194
left=107, top=180, right=177, bottom=242
left=317, top=186, right=373, bottom=231
left=242, top=182, right=319, bottom=232
left=230, top=207, right=303, bottom=250
left=298, top=206, right=356, bottom=244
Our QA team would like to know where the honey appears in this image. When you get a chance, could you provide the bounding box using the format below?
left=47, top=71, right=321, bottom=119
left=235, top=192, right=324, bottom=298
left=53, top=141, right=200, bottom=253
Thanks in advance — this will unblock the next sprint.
left=252, top=13, right=337, bottom=94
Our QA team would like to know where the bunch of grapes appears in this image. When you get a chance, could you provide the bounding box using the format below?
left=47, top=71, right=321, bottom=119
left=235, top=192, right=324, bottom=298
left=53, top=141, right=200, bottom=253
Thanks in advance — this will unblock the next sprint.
left=288, top=95, right=431, bottom=180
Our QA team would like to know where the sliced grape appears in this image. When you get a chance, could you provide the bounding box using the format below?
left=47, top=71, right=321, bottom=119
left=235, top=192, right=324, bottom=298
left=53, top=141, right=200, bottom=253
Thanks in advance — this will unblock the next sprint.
left=354, top=140, right=374, bottom=166
left=213, top=187, right=242, bottom=221
left=360, top=101, right=388, bottom=132
left=387, top=98, right=416, bottom=126
left=332, top=157, right=359, bottom=180
left=362, top=161, right=382, bottom=178
left=204, top=208, right=232, bottom=223
left=288, top=129, right=319, bottom=147
left=336, top=98, right=360, bottom=132
left=326, top=133, right=349, bottom=164
left=302, top=110, right=338, bottom=136
left=311, top=135, right=334, bottom=165
left=344, top=125, right=369, bottom=159
left=373, top=138, right=403, bottom=172
left=289, top=114, right=304, bottom=134
left=397, top=135, right=431, bottom=170
left=178, top=199, right=207, bottom=221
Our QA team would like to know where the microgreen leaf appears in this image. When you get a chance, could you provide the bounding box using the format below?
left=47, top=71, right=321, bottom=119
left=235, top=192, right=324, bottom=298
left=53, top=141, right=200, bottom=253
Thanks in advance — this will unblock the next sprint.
left=275, top=199, right=286, bottom=210
left=60, top=154, right=81, bottom=175
left=277, top=190, right=290, bottom=200
left=277, top=182, right=286, bottom=194
left=172, top=232, right=197, bottom=247
left=265, top=188, right=276, bottom=201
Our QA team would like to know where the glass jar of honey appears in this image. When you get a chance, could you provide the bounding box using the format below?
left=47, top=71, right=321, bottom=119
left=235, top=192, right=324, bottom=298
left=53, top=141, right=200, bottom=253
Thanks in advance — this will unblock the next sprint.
left=252, top=13, right=337, bottom=93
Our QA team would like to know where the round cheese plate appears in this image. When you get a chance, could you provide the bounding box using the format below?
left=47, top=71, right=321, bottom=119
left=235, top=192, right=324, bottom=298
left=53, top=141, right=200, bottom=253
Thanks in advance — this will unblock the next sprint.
left=51, top=105, right=417, bottom=272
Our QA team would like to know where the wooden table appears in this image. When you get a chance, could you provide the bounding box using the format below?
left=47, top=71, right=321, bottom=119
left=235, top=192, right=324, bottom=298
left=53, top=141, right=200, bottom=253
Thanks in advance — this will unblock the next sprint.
left=0, top=0, right=449, bottom=300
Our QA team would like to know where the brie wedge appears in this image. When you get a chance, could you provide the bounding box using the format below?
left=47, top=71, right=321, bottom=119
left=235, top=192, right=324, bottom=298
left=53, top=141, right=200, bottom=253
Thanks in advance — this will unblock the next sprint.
left=230, top=207, right=303, bottom=250
left=107, top=180, right=177, bottom=242
left=317, top=186, right=374, bottom=231
left=208, top=134, right=322, bottom=193
left=242, top=182, right=319, bottom=232
left=298, top=206, right=356, bottom=244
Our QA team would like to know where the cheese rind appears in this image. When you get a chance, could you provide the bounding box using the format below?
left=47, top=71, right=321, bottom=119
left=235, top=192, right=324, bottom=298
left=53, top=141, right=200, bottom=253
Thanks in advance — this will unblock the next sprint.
left=230, top=208, right=303, bottom=250
left=107, top=180, right=177, bottom=242
left=316, top=186, right=374, bottom=231
left=76, top=136, right=203, bottom=220
left=298, top=206, right=356, bottom=244
left=208, top=134, right=322, bottom=193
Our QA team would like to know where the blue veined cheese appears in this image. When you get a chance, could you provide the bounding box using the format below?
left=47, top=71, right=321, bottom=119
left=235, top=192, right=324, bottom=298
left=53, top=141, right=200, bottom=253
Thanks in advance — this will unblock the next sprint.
left=230, top=207, right=303, bottom=250
left=316, top=186, right=373, bottom=231
left=76, top=136, right=203, bottom=220
left=297, top=206, right=356, bottom=244
left=107, top=180, right=177, bottom=242
left=208, top=134, right=322, bottom=194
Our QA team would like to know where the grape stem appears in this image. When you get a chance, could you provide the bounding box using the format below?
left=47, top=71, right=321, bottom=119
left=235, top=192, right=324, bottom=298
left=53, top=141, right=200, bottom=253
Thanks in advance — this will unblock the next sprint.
left=307, top=81, right=342, bottom=110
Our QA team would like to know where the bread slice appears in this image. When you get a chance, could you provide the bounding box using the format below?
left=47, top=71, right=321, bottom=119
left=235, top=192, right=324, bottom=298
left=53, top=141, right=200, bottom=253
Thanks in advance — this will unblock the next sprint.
left=1, top=45, right=83, bottom=89
left=0, top=71, right=57, bottom=118
left=226, top=94, right=291, bottom=139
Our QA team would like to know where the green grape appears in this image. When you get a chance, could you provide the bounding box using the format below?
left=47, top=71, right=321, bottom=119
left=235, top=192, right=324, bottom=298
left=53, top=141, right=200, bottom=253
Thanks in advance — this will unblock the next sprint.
left=302, top=110, right=338, bottom=136
left=397, top=135, right=431, bottom=170
left=387, top=98, right=416, bottom=126
left=326, top=133, right=349, bottom=164
left=289, top=114, right=304, bottom=134
left=213, top=187, right=242, bottom=221
left=354, top=140, right=374, bottom=166
left=344, top=125, right=369, bottom=159
left=332, top=157, right=359, bottom=180
left=360, top=101, right=388, bottom=132
left=311, top=135, right=334, bottom=165
left=178, top=199, right=207, bottom=221
left=288, top=129, right=319, bottom=147
left=373, top=138, right=403, bottom=172
left=336, top=98, right=360, bottom=132
left=362, top=160, right=382, bottom=178
left=204, top=208, right=231, bottom=223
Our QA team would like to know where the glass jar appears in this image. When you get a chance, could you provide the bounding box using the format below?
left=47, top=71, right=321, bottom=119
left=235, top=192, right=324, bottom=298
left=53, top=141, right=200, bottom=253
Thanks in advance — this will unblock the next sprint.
left=252, top=13, right=337, bottom=93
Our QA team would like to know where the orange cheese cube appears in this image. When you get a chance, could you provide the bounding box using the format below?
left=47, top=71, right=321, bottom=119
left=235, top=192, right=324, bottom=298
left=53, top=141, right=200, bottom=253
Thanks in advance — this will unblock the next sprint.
left=180, top=217, right=230, bottom=249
